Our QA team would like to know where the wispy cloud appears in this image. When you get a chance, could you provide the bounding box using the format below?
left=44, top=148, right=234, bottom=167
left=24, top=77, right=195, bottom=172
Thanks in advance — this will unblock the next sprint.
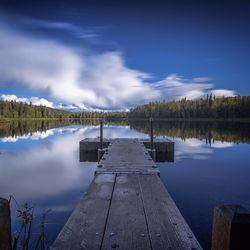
left=0, top=18, right=236, bottom=110
left=0, top=94, right=54, bottom=108
left=21, top=17, right=101, bottom=40
left=154, top=74, right=235, bottom=100
left=0, top=21, right=159, bottom=109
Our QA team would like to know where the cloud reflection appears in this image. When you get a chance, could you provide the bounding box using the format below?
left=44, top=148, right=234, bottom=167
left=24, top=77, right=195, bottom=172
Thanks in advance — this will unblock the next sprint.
left=0, top=127, right=78, bottom=142
left=0, top=125, right=147, bottom=202
left=173, top=138, right=234, bottom=161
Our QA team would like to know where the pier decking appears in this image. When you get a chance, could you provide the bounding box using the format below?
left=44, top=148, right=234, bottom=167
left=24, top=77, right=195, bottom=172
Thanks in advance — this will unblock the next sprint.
left=52, top=138, right=202, bottom=250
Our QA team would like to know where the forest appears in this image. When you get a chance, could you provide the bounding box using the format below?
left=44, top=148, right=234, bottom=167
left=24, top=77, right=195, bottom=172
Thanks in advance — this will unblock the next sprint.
left=128, top=95, right=250, bottom=119
left=0, top=100, right=127, bottom=120
left=1, top=96, right=250, bottom=121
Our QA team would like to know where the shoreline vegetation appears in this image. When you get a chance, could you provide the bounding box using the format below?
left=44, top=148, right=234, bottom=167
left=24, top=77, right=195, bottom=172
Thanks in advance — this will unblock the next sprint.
left=1, top=117, right=250, bottom=123
left=1, top=96, right=250, bottom=144
left=1, top=95, right=250, bottom=121
left=0, top=96, right=250, bottom=122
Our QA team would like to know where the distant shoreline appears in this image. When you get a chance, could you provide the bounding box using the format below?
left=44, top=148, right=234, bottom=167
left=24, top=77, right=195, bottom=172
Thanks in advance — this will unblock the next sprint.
left=1, top=117, right=250, bottom=123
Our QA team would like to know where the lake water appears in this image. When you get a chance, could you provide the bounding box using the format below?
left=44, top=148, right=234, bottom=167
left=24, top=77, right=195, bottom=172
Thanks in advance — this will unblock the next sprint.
left=0, top=120, right=250, bottom=249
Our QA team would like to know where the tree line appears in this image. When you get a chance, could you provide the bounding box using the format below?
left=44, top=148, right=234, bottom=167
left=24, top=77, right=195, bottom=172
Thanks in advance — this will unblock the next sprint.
left=0, top=100, right=127, bottom=120
left=128, top=96, right=250, bottom=119
left=1, top=96, right=250, bottom=121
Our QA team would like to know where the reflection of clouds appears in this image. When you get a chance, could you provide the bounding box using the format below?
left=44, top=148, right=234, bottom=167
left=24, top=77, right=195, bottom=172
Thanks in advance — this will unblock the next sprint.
left=175, top=138, right=213, bottom=161
left=210, top=141, right=234, bottom=148
left=0, top=127, right=78, bottom=142
left=174, top=138, right=235, bottom=161
left=0, top=125, right=147, bottom=205
left=0, top=129, right=91, bottom=203
left=0, top=125, right=236, bottom=207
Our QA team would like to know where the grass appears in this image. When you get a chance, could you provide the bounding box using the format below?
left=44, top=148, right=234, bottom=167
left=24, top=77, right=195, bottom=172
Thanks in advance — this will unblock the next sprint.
left=9, top=196, right=49, bottom=250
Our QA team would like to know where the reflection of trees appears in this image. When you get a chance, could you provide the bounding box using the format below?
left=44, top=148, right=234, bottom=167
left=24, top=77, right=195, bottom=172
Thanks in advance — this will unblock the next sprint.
left=0, top=119, right=128, bottom=138
left=2, top=119, right=250, bottom=145
left=128, top=120, right=250, bottom=144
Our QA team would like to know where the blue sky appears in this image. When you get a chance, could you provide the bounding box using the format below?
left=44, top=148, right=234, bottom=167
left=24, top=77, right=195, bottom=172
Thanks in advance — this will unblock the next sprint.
left=0, top=0, right=249, bottom=110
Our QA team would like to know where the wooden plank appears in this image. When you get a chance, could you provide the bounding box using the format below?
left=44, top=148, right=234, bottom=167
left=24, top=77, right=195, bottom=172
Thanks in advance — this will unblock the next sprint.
left=100, top=139, right=154, bottom=164
left=139, top=174, right=202, bottom=250
left=51, top=174, right=115, bottom=250
left=80, top=138, right=174, bottom=163
left=101, top=174, right=152, bottom=250
left=99, top=139, right=156, bottom=171
left=53, top=138, right=200, bottom=249
left=95, top=168, right=159, bottom=175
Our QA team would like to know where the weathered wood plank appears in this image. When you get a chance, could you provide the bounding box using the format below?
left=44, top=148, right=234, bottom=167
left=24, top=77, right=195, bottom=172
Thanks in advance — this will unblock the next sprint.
left=139, top=174, right=202, bottom=250
left=101, top=174, right=152, bottom=250
left=100, top=139, right=154, bottom=164
left=53, top=138, right=200, bottom=250
left=99, top=139, right=157, bottom=173
left=51, top=174, right=115, bottom=250
left=80, top=138, right=174, bottom=162
left=95, top=168, right=159, bottom=175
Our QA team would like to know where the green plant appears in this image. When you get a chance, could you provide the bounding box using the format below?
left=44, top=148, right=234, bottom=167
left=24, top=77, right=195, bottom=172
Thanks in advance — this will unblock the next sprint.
left=9, top=196, right=49, bottom=250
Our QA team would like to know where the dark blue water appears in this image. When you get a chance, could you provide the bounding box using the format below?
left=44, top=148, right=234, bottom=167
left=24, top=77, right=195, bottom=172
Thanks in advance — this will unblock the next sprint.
left=0, top=122, right=250, bottom=249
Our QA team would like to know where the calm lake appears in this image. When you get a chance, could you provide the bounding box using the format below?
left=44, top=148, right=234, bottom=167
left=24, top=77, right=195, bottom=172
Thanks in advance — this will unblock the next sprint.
left=1, top=120, right=250, bottom=249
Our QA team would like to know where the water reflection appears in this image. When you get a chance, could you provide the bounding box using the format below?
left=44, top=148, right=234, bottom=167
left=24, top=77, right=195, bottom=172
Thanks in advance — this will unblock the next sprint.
left=129, top=119, right=250, bottom=144
left=0, top=124, right=149, bottom=246
left=0, top=125, right=147, bottom=201
left=0, top=120, right=250, bottom=249
left=1, top=119, right=250, bottom=144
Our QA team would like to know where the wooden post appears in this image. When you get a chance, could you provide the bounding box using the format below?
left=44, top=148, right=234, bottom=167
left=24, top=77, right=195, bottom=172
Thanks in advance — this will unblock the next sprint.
left=100, top=119, right=103, bottom=150
left=98, top=119, right=105, bottom=162
left=212, top=204, right=250, bottom=250
left=0, top=198, right=12, bottom=250
left=150, top=117, right=154, bottom=150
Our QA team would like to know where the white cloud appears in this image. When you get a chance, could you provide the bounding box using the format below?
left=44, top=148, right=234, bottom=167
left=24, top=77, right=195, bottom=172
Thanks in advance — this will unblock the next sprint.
left=155, top=74, right=236, bottom=101
left=0, top=94, right=54, bottom=108
left=0, top=22, right=160, bottom=109
left=210, top=141, right=234, bottom=148
left=0, top=20, right=236, bottom=110
left=210, top=89, right=236, bottom=98
left=21, top=17, right=101, bottom=40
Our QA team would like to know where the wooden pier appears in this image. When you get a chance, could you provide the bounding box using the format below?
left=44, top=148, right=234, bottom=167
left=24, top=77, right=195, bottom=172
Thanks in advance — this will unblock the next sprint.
left=52, top=138, right=202, bottom=250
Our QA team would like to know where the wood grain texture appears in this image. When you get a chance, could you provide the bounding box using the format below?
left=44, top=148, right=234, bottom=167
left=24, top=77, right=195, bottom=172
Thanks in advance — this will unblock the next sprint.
left=101, top=174, right=152, bottom=250
left=53, top=138, right=201, bottom=250
left=51, top=174, right=115, bottom=250
left=99, top=139, right=157, bottom=173
left=139, top=174, right=202, bottom=250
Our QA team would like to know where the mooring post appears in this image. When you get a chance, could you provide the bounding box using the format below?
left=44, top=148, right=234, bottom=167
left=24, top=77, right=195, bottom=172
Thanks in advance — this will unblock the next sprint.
left=150, top=117, right=154, bottom=150
left=100, top=118, right=103, bottom=150
left=98, top=119, right=104, bottom=162
left=0, top=198, right=12, bottom=250
left=211, top=204, right=250, bottom=250
left=149, top=117, right=156, bottom=161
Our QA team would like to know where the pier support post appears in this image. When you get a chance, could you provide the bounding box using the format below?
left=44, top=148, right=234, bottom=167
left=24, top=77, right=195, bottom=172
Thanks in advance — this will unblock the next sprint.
left=150, top=117, right=154, bottom=150
left=211, top=204, right=250, bottom=250
left=149, top=118, right=156, bottom=161
left=100, top=119, right=103, bottom=150
left=0, top=198, right=11, bottom=250
left=98, top=119, right=105, bottom=162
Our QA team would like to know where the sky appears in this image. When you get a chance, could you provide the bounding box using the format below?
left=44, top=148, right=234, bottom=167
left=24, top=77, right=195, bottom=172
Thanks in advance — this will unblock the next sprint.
left=0, top=0, right=249, bottom=111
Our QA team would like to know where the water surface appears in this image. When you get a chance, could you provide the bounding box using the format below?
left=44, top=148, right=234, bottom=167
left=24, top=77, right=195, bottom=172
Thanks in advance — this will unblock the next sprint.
left=0, top=120, right=250, bottom=249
